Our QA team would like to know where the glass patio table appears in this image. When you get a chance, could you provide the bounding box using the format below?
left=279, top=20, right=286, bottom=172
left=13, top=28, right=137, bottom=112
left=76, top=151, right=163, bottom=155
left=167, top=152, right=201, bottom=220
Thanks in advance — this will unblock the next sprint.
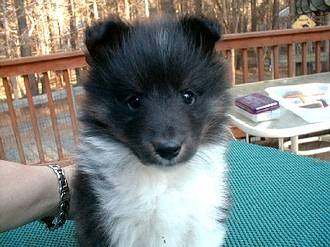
left=228, top=72, right=330, bottom=155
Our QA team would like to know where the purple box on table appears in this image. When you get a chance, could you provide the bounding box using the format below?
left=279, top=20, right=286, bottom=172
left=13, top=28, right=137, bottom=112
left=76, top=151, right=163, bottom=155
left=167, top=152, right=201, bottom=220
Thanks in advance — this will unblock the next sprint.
left=234, top=93, right=280, bottom=122
left=235, top=93, right=279, bottom=114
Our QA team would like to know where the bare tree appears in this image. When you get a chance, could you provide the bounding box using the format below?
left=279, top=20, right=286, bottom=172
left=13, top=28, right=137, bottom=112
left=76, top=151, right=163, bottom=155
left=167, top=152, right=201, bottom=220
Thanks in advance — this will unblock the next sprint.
left=0, top=0, right=312, bottom=61
left=124, top=0, right=130, bottom=19
left=147, top=0, right=157, bottom=17
left=272, top=0, right=279, bottom=29
left=251, top=0, right=257, bottom=31
left=14, top=0, right=38, bottom=95
left=289, top=0, right=296, bottom=23
left=194, top=0, right=202, bottom=14
left=179, top=0, right=188, bottom=14
left=160, top=0, right=175, bottom=15
left=14, top=0, right=32, bottom=57
left=144, top=0, right=149, bottom=17
left=1, top=0, right=10, bottom=57
left=67, top=0, right=78, bottom=49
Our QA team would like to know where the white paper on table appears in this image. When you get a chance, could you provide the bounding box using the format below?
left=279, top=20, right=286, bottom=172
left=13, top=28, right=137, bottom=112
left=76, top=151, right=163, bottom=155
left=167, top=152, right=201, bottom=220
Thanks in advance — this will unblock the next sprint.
left=265, top=83, right=330, bottom=123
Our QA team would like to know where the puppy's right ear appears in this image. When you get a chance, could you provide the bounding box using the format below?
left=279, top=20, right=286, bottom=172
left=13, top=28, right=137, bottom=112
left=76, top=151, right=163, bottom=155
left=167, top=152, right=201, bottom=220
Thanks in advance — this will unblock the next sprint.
left=179, top=15, right=222, bottom=54
left=85, top=17, right=130, bottom=64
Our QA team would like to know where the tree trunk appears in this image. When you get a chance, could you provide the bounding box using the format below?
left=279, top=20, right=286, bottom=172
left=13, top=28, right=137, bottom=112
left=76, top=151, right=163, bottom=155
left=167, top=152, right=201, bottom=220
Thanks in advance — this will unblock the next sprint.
left=179, top=0, right=188, bottom=14
left=272, top=0, right=279, bottom=30
left=115, top=0, right=119, bottom=15
left=89, top=0, right=99, bottom=22
left=93, top=0, right=99, bottom=20
left=160, top=0, right=175, bottom=16
left=232, top=0, right=242, bottom=33
left=194, top=0, right=202, bottom=14
left=125, top=0, right=130, bottom=20
left=148, top=0, right=158, bottom=17
left=241, top=0, right=248, bottom=33
left=67, top=0, right=80, bottom=83
left=57, top=20, right=63, bottom=50
left=243, top=15, right=248, bottom=33
left=14, top=0, right=38, bottom=95
left=67, top=0, right=77, bottom=49
left=14, top=0, right=32, bottom=57
left=289, top=0, right=296, bottom=24
left=250, top=0, right=257, bottom=31
left=1, top=0, right=10, bottom=57
left=47, top=15, right=54, bottom=52
left=144, top=0, right=149, bottom=17
left=40, top=1, right=50, bottom=55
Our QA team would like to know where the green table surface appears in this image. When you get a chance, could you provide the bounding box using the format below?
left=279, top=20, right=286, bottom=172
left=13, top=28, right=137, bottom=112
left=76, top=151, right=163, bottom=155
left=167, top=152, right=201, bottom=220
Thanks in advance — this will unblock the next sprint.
left=1, top=141, right=330, bottom=247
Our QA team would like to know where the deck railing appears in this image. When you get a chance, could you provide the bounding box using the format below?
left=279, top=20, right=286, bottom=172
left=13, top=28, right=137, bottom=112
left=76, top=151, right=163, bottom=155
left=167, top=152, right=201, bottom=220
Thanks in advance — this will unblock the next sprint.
left=0, top=26, right=330, bottom=164
left=217, top=26, right=330, bottom=85
left=0, top=51, right=87, bottom=165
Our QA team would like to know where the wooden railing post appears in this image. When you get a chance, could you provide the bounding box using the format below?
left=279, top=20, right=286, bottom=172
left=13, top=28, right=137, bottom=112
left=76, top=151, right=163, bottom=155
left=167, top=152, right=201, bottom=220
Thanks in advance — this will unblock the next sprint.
left=63, top=69, right=79, bottom=146
left=272, top=45, right=280, bottom=79
left=257, top=47, right=264, bottom=81
left=302, top=42, right=308, bottom=75
left=2, top=77, right=26, bottom=164
left=0, top=137, right=5, bottom=160
left=328, top=40, right=330, bottom=71
left=23, top=75, right=45, bottom=163
left=225, top=49, right=235, bottom=86
left=43, top=72, right=64, bottom=160
left=315, top=41, right=321, bottom=73
left=242, top=48, right=248, bottom=83
left=287, top=43, right=295, bottom=77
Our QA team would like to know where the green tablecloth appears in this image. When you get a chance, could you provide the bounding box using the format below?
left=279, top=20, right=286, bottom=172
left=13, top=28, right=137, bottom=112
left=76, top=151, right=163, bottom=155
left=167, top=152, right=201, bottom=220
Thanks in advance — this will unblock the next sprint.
left=1, top=141, right=329, bottom=246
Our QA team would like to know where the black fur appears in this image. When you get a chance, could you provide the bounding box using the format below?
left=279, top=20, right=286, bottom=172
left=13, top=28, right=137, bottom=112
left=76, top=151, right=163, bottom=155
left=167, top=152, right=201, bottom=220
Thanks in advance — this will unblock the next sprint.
left=74, top=170, right=109, bottom=247
left=75, top=15, right=230, bottom=246
left=80, top=15, right=230, bottom=166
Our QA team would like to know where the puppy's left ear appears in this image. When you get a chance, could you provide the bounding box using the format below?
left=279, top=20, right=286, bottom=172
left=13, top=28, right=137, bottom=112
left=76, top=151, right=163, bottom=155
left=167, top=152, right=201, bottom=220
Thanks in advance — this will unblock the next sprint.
left=85, top=17, right=131, bottom=65
left=179, top=15, right=222, bottom=54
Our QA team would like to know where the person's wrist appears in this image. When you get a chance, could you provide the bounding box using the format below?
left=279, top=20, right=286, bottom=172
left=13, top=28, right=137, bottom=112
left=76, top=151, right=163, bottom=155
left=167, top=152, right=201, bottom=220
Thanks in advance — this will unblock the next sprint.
left=63, top=165, right=75, bottom=219
left=41, top=164, right=71, bottom=229
left=37, top=166, right=60, bottom=218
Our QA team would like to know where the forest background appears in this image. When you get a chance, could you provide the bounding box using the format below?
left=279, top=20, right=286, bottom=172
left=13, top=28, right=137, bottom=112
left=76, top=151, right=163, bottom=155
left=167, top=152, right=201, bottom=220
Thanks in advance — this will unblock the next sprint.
left=1, top=0, right=330, bottom=60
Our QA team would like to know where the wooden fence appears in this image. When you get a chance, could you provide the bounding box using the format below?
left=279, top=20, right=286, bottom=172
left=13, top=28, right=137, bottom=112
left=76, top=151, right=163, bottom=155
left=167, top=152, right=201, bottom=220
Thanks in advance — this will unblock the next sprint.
left=217, top=26, right=330, bottom=85
left=0, top=51, right=86, bottom=165
left=0, top=26, right=330, bottom=165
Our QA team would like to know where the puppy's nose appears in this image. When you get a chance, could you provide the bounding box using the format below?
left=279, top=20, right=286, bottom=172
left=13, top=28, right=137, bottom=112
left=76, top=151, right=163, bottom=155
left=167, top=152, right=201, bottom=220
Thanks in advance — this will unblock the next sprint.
left=154, top=142, right=181, bottom=160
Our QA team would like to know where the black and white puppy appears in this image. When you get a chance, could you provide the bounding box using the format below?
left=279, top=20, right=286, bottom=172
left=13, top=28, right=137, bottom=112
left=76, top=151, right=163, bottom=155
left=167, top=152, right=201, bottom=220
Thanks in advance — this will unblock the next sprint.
left=74, top=15, right=231, bottom=247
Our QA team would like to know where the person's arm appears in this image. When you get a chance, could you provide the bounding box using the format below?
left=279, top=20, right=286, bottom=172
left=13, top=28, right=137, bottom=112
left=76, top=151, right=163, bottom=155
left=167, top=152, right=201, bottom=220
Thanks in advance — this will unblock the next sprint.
left=0, top=160, right=75, bottom=232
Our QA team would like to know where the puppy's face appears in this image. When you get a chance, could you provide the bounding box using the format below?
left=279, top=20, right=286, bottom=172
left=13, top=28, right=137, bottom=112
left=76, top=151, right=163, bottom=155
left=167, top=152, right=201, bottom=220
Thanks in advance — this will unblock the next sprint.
left=82, top=16, right=230, bottom=166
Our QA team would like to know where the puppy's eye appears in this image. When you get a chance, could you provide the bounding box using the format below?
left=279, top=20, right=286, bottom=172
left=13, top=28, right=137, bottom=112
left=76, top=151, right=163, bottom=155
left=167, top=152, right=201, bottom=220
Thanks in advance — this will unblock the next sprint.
left=127, top=95, right=142, bottom=110
left=182, top=90, right=196, bottom=105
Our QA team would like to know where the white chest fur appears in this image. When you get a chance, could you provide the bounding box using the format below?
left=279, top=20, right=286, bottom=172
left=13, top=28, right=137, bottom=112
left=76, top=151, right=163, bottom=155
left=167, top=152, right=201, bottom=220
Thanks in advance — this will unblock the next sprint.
left=79, top=137, right=228, bottom=247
